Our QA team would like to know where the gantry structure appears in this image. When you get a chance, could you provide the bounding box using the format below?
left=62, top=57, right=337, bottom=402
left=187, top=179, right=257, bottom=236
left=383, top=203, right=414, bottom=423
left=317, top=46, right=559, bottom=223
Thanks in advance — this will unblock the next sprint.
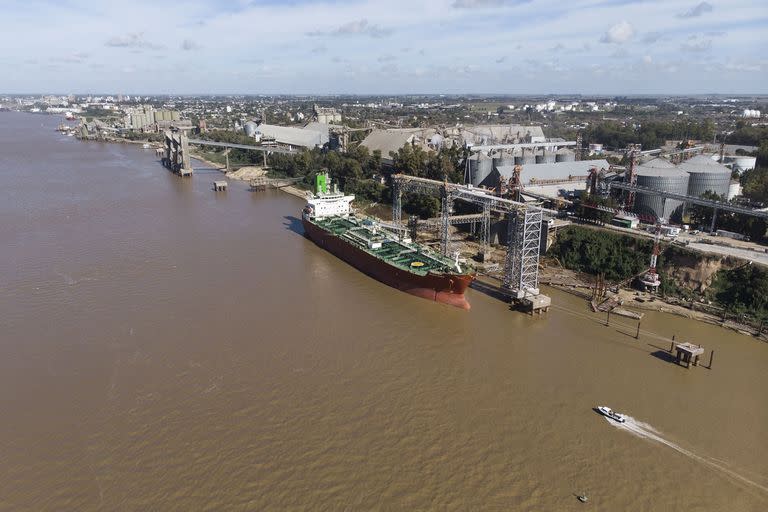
left=391, top=174, right=547, bottom=299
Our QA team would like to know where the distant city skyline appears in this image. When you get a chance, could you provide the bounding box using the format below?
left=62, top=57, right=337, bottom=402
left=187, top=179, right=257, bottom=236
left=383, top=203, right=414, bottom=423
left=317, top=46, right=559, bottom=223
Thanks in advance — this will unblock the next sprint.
left=2, top=0, right=766, bottom=95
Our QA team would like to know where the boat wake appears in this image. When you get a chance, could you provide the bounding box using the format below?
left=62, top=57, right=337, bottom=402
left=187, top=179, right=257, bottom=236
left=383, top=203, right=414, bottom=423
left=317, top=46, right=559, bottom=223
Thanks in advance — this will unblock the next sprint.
left=605, top=415, right=768, bottom=495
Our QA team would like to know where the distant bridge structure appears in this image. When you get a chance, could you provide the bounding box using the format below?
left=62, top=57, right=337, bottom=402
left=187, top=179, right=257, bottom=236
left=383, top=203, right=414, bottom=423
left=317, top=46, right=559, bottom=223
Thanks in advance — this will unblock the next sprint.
left=162, top=130, right=300, bottom=176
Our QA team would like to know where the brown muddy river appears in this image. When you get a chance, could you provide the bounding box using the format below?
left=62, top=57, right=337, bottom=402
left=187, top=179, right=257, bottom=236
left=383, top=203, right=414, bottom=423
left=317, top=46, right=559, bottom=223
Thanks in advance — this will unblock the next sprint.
left=1, top=111, right=766, bottom=510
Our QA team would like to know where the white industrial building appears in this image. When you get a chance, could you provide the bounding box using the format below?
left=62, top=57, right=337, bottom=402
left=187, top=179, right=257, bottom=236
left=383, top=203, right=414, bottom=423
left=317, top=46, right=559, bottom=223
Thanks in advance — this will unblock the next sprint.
left=360, top=128, right=438, bottom=165
left=243, top=121, right=328, bottom=149
left=360, top=124, right=547, bottom=166
left=495, top=160, right=611, bottom=199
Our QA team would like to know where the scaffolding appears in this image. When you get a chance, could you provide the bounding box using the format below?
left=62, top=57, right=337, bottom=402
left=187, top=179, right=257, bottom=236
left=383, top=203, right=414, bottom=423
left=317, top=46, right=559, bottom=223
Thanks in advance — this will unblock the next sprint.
left=503, top=207, right=543, bottom=298
left=440, top=187, right=454, bottom=256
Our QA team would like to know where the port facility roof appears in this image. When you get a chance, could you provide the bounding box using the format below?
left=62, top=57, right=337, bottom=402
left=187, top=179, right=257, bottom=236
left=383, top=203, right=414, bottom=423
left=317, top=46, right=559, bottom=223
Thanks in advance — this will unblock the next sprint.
left=361, top=128, right=436, bottom=162
left=257, top=123, right=328, bottom=148
left=496, top=159, right=611, bottom=185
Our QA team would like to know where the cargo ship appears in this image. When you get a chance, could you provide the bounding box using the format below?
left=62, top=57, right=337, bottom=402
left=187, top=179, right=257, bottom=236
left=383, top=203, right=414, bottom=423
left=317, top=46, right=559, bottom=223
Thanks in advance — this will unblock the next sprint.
left=301, top=173, right=475, bottom=309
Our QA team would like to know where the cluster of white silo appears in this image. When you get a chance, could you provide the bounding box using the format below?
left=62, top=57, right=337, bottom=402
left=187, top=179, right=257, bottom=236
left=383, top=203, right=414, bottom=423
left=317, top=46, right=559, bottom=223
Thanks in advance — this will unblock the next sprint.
left=467, top=146, right=580, bottom=187
left=678, top=155, right=732, bottom=199
left=468, top=153, right=495, bottom=187
left=633, top=155, right=733, bottom=221
left=634, top=158, right=690, bottom=221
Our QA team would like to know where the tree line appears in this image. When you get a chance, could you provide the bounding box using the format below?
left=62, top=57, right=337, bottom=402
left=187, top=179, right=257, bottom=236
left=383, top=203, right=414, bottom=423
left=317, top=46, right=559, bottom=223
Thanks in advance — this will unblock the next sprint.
left=580, top=119, right=715, bottom=151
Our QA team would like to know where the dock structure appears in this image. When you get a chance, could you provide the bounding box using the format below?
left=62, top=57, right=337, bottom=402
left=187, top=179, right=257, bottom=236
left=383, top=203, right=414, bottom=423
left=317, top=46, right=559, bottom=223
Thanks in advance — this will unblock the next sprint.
left=162, top=129, right=193, bottom=177
left=390, top=174, right=553, bottom=314
left=213, top=180, right=228, bottom=192
left=674, top=342, right=705, bottom=368
left=519, top=293, right=552, bottom=315
left=250, top=176, right=269, bottom=191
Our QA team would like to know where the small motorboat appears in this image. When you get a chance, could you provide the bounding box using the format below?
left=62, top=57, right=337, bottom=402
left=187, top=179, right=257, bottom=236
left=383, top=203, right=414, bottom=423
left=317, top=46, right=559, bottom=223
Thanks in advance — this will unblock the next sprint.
left=597, top=406, right=626, bottom=423
left=577, top=494, right=589, bottom=503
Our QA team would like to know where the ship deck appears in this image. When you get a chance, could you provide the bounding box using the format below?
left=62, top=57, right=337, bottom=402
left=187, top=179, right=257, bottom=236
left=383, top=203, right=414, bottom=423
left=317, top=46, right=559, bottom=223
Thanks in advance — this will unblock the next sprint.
left=313, top=215, right=464, bottom=275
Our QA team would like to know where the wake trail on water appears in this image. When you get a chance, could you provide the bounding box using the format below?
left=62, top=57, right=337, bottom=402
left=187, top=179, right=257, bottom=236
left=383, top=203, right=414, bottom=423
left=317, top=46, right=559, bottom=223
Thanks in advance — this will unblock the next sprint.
left=605, top=415, right=768, bottom=495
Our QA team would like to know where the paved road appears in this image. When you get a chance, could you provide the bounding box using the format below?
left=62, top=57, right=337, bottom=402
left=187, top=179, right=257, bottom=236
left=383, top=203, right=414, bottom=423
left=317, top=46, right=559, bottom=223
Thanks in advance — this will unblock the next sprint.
left=566, top=220, right=768, bottom=265
left=687, top=242, right=768, bottom=266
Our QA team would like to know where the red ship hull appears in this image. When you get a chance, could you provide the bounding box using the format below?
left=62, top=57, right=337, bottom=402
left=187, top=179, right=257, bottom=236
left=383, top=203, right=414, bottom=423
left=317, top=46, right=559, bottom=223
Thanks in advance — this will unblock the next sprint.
left=303, top=219, right=474, bottom=309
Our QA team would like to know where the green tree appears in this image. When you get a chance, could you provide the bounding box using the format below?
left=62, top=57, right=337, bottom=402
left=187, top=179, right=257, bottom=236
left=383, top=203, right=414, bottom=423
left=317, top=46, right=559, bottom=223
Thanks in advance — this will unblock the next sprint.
left=711, top=264, right=768, bottom=317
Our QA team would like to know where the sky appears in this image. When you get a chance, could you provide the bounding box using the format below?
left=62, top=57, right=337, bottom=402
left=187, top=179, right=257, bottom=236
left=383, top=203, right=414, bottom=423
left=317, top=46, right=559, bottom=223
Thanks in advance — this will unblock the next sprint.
left=1, top=0, right=766, bottom=95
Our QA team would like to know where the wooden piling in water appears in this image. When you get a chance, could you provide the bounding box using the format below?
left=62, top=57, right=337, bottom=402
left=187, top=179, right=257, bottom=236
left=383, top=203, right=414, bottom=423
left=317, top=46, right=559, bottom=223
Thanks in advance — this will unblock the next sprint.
left=708, top=350, right=714, bottom=369
left=635, top=321, right=641, bottom=339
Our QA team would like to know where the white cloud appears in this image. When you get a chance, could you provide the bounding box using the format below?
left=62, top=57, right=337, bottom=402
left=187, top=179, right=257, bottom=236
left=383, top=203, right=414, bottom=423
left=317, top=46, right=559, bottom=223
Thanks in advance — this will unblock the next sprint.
left=600, top=21, right=634, bottom=44
left=723, top=61, right=763, bottom=72
left=641, top=31, right=663, bottom=44
left=452, top=0, right=505, bottom=7
left=681, top=35, right=712, bottom=53
left=609, top=47, right=630, bottom=59
left=642, top=55, right=652, bottom=64
left=307, top=19, right=391, bottom=38
left=105, top=32, right=163, bottom=50
left=1, top=0, right=765, bottom=94
left=677, top=2, right=713, bottom=19
left=181, top=39, right=200, bottom=51
left=52, top=52, right=89, bottom=64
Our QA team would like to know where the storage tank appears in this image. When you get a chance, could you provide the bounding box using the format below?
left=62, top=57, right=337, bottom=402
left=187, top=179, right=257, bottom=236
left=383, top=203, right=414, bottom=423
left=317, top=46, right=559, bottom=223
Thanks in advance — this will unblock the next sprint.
left=679, top=155, right=732, bottom=198
left=243, top=120, right=258, bottom=137
left=728, top=180, right=742, bottom=200
left=555, top=148, right=575, bottom=162
left=515, top=150, right=535, bottom=165
left=493, top=150, right=515, bottom=170
left=535, top=149, right=556, bottom=164
left=634, top=158, right=690, bottom=221
left=730, top=156, right=757, bottom=172
left=468, top=153, right=493, bottom=186
left=490, top=151, right=502, bottom=170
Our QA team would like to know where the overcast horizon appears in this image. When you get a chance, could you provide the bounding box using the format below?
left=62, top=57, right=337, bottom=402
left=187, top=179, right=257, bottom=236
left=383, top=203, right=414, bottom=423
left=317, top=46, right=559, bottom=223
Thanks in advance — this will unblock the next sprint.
left=2, top=0, right=766, bottom=95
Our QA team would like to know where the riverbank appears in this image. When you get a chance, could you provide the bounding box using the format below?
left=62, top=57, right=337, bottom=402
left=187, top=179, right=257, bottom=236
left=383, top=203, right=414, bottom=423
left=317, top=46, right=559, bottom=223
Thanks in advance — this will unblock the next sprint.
left=538, top=264, right=768, bottom=340
left=190, top=152, right=224, bottom=170
left=71, top=133, right=768, bottom=339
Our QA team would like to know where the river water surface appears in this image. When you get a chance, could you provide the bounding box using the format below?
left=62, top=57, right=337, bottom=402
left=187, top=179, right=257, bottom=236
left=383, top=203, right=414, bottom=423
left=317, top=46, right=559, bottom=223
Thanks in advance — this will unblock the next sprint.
left=1, top=111, right=767, bottom=510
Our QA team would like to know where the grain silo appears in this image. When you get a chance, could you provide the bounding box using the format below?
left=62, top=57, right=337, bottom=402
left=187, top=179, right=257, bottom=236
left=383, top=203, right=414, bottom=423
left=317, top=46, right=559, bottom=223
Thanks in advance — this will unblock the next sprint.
left=493, top=150, right=515, bottom=169
left=555, top=148, right=575, bottom=162
left=634, top=158, right=689, bottom=221
left=515, top=149, right=536, bottom=165
left=490, top=151, right=502, bottom=169
left=243, top=120, right=259, bottom=137
left=729, top=156, right=757, bottom=173
left=535, top=148, right=556, bottom=164
left=468, top=153, right=494, bottom=186
left=679, top=155, right=732, bottom=198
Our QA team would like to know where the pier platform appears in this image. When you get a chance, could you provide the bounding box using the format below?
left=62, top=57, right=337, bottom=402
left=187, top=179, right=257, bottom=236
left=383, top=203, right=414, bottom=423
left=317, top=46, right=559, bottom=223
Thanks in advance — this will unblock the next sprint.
left=674, top=342, right=705, bottom=368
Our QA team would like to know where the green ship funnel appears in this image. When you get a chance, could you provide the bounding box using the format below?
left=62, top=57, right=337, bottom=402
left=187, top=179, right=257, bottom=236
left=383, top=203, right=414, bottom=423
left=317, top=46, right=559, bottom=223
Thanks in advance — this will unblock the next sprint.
left=315, top=173, right=328, bottom=194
